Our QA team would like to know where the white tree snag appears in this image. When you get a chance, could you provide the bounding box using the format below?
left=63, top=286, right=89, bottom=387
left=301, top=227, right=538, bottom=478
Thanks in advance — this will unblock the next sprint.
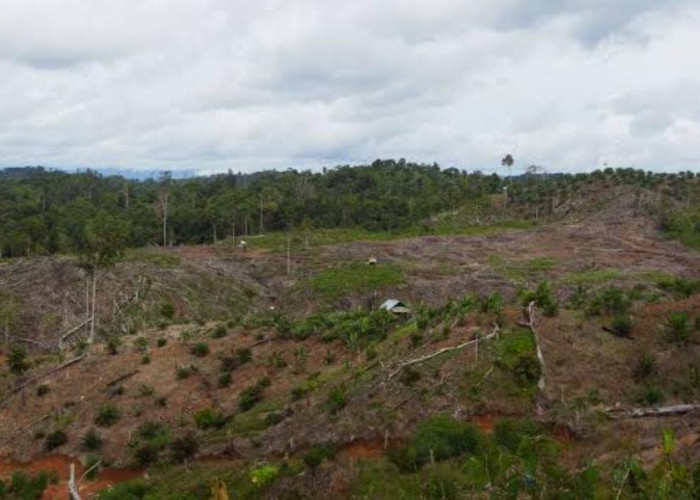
left=606, top=404, right=700, bottom=419
left=387, top=323, right=500, bottom=381
left=68, top=463, right=82, bottom=500
left=524, top=301, right=547, bottom=415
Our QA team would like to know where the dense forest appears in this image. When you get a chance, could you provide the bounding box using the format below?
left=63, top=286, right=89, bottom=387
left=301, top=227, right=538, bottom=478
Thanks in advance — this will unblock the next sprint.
left=1, top=160, right=700, bottom=258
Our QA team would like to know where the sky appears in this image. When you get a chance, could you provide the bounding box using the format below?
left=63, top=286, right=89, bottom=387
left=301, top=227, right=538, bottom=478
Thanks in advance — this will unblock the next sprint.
left=1, top=0, right=699, bottom=175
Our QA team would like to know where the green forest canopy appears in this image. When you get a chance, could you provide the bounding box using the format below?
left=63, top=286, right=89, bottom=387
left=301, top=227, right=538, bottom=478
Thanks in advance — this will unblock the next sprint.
left=1, top=160, right=699, bottom=258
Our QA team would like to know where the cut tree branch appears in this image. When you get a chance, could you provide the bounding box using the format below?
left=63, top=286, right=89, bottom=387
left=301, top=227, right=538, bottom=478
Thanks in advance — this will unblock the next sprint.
left=606, top=404, right=700, bottom=419
left=387, top=323, right=499, bottom=381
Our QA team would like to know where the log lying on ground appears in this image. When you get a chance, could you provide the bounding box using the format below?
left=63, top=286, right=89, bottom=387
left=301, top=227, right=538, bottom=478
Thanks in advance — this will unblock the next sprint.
left=524, top=301, right=547, bottom=415
left=9, top=353, right=87, bottom=396
left=106, top=370, right=139, bottom=387
left=606, top=404, right=700, bottom=419
left=386, top=323, right=499, bottom=381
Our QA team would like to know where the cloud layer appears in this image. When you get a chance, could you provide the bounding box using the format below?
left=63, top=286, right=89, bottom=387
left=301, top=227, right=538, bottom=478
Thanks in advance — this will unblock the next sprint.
left=0, top=0, right=699, bottom=174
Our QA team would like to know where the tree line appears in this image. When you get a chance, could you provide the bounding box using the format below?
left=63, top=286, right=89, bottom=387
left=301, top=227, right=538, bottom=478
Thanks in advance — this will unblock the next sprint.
left=1, top=160, right=699, bottom=258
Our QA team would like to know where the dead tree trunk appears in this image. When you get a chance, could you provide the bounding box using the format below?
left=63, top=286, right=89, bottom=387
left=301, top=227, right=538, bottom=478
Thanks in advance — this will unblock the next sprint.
left=68, top=463, right=81, bottom=500
left=606, top=404, right=700, bottom=419
left=524, top=301, right=547, bottom=415
left=89, top=272, right=97, bottom=344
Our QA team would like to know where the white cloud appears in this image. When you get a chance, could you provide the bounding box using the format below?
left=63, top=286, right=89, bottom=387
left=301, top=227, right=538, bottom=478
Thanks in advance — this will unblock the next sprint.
left=0, top=0, right=699, bottom=174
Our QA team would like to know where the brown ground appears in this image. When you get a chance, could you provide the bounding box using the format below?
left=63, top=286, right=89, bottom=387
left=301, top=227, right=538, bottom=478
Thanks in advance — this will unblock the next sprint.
left=1, top=204, right=700, bottom=495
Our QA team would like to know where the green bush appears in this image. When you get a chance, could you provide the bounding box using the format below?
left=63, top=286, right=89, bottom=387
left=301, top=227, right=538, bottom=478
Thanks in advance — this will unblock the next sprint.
left=94, top=404, right=120, bottom=427
left=8, top=346, right=28, bottom=374
left=521, top=281, right=558, bottom=316
left=236, top=347, right=252, bottom=364
left=325, top=387, right=347, bottom=415
left=45, top=430, right=68, bottom=451
left=81, top=429, right=103, bottom=451
left=193, top=407, right=228, bottom=430
left=176, top=365, right=193, bottom=379
left=106, top=337, right=121, bottom=355
left=634, top=353, right=657, bottom=382
left=36, top=384, right=50, bottom=397
left=480, top=292, right=504, bottom=316
left=210, top=325, right=227, bottom=339
left=389, top=415, right=485, bottom=472
left=170, top=432, right=199, bottom=463
left=493, top=418, right=543, bottom=452
left=0, top=471, right=54, bottom=500
left=643, top=386, right=664, bottom=406
left=303, top=442, right=337, bottom=470
left=160, top=302, right=175, bottom=319
left=156, top=337, right=168, bottom=347
left=611, top=315, right=633, bottom=337
left=667, top=312, right=690, bottom=342
left=238, top=378, right=271, bottom=412
left=217, top=372, right=232, bottom=388
left=190, top=342, right=210, bottom=357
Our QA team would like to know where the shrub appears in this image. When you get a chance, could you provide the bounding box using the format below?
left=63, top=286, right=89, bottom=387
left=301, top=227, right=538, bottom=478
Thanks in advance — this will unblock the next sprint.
left=160, top=302, right=175, bottom=319
left=667, top=312, right=690, bottom=342
left=264, top=412, right=285, bottom=427
left=95, top=404, right=120, bottom=427
left=138, top=384, right=154, bottom=397
left=217, top=372, right=232, bottom=388
left=134, top=337, right=149, bottom=352
left=36, top=384, right=50, bottom=397
left=81, top=429, right=103, bottom=451
left=156, top=337, right=168, bottom=347
left=236, top=347, right=252, bottom=364
left=170, top=432, right=199, bottom=463
left=194, top=407, right=228, bottom=429
left=481, top=292, right=504, bottom=316
left=106, top=337, right=121, bottom=355
left=8, top=346, right=28, bottom=375
left=191, top=342, right=210, bottom=357
left=587, top=288, right=631, bottom=316
left=610, top=315, right=633, bottom=337
left=389, top=415, right=484, bottom=472
left=634, top=353, right=657, bottom=382
left=134, top=444, right=160, bottom=466
left=522, top=281, right=559, bottom=316
left=84, top=455, right=101, bottom=480
left=210, top=325, right=227, bottom=339
left=238, top=378, right=270, bottom=412
left=493, top=418, right=544, bottom=452
left=303, top=442, right=337, bottom=470
left=45, top=430, right=68, bottom=451
left=643, top=386, right=664, bottom=406
left=513, top=355, right=541, bottom=385
left=325, top=387, right=347, bottom=415
left=176, top=365, right=193, bottom=379
left=324, top=351, right=336, bottom=365
left=400, top=367, right=421, bottom=386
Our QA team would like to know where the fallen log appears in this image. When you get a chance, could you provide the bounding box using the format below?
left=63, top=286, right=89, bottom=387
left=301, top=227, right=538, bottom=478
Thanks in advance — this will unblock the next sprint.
left=524, top=301, right=547, bottom=415
left=58, top=319, right=91, bottom=350
left=106, top=370, right=139, bottom=387
left=386, top=323, right=499, bottom=381
left=606, top=404, right=700, bottom=419
left=9, top=353, right=87, bottom=396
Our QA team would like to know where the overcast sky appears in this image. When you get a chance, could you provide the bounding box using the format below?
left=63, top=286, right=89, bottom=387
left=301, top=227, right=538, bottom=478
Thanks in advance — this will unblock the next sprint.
left=1, top=0, right=699, bottom=175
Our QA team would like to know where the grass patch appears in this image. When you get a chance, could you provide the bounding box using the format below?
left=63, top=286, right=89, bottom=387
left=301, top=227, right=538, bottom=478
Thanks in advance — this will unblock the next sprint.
left=489, top=256, right=557, bottom=283
left=565, top=268, right=621, bottom=284
left=122, top=249, right=181, bottom=268
left=310, top=263, right=403, bottom=301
